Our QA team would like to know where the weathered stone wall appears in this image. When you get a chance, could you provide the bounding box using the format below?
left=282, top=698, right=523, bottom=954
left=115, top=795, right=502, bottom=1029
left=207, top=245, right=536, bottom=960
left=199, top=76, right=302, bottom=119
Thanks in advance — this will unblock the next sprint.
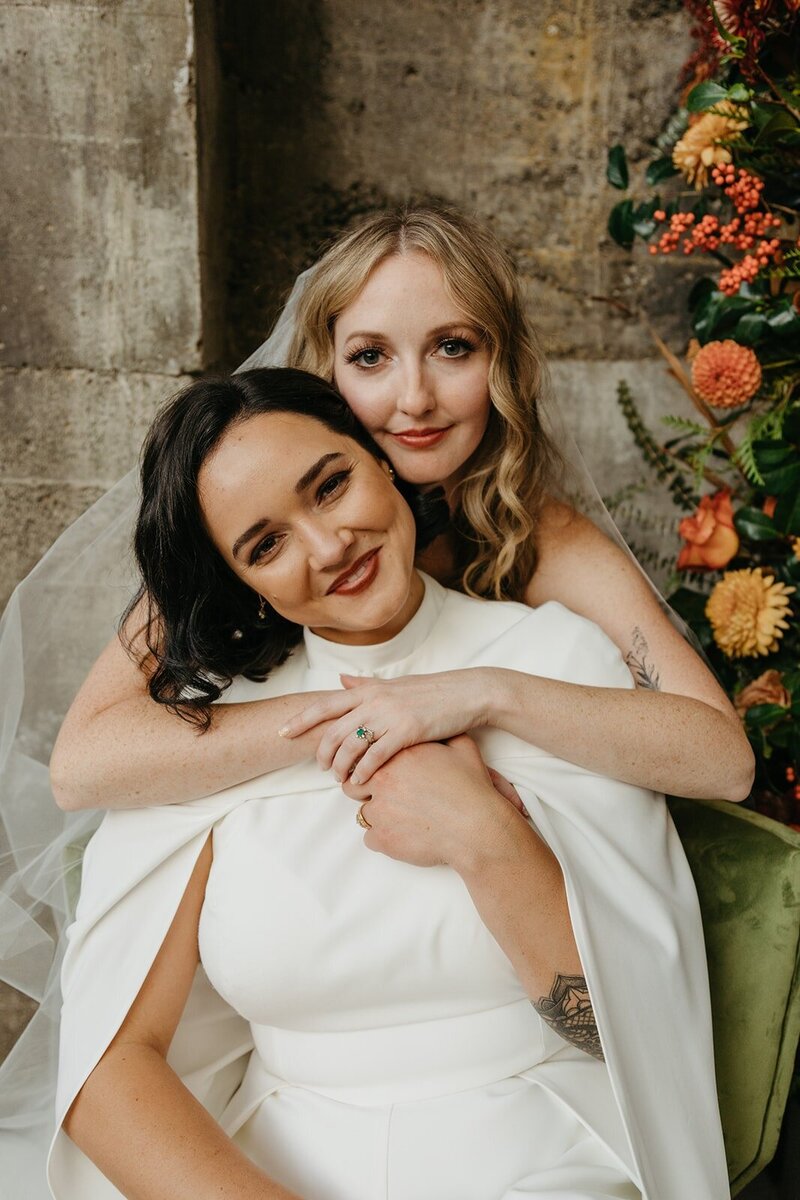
left=0, top=0, right=205, bottom=1060
left=0, top=0, right=203, bottom=611
left=1, top=0, right=700, bottom=1063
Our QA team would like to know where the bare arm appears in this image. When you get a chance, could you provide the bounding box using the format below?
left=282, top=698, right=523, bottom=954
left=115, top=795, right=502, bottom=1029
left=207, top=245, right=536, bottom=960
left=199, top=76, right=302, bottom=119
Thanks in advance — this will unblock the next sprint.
left=49, top=619, right=333, bottom=812
left=516, top=499, right=755, bottom=802
left=458, top=813, right=603, bottom=1060
left=353, top=736, right=601, bottom=1059
left=63, top=838, right=302, bottom=1200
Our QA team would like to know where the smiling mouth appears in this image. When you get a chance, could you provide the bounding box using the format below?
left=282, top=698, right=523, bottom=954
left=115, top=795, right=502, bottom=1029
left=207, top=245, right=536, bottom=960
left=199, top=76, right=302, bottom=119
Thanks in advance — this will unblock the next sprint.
left=390, top=427, right=452, bottom=447
left=326, top=548, right=381, bottom=595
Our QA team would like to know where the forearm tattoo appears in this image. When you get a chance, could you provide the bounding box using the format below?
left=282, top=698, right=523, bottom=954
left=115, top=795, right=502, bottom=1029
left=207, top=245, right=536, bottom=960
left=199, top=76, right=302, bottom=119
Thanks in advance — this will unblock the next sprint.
left=533, top=973, right=604, bottom=1061
left=625, top=625, right=661, bottom=691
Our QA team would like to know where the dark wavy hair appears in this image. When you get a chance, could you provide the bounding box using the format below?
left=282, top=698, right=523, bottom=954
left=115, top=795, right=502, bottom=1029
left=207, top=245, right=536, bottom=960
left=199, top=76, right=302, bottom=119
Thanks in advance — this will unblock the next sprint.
left=123, top=367, right=448, bottom=728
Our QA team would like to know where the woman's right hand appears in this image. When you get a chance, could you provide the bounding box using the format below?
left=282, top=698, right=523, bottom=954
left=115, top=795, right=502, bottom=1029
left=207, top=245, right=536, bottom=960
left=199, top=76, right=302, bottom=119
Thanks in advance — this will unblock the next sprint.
left=278, top=668, right=495, bottom=784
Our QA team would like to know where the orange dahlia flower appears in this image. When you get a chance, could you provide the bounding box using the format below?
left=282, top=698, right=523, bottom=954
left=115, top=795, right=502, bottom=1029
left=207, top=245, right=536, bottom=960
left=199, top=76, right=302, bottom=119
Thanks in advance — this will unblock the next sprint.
left=691, top=340, right=762, bottom=408
left=672, top=104, right=748, bottom=189
left=706, top=567, right=795, bottom=658
left=677, top=489, right=740, bottom=570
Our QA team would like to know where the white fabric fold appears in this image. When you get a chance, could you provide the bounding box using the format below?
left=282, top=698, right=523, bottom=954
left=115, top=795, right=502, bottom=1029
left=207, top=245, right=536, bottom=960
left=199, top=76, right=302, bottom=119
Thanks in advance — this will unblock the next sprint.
left=42, top=576, right=728, bottom=1200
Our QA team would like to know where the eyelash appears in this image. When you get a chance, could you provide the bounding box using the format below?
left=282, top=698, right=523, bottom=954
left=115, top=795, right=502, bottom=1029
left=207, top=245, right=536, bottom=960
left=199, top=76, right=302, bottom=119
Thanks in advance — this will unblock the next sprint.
left=345, top=334, right=478, bottom=369
left=249, top=469, right=353, bottom=565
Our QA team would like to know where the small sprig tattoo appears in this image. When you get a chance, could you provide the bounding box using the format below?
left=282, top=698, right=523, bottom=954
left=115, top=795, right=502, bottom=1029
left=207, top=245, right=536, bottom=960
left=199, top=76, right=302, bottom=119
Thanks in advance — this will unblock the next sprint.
left=625, top=625, right=661, bottom=691
left=533, top=973, right=604, bottom=1061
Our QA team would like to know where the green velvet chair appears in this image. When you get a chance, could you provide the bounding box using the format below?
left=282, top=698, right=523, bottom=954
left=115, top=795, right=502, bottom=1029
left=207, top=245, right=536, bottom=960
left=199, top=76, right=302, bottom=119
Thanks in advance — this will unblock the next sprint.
left=668, top=796, right=800, bottom=1195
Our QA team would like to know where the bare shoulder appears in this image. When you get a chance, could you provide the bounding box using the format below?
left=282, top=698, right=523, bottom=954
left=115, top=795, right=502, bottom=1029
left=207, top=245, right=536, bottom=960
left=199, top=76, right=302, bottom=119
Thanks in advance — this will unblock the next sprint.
left=526, top=497, right=734, bottom=714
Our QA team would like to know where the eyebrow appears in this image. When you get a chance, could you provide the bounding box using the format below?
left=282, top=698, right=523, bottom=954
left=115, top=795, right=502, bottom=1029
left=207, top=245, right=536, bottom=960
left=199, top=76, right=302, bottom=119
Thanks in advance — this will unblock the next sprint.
left=342, top=323, right=481, bottom=346
left=231, top=452, right=346, bottom=561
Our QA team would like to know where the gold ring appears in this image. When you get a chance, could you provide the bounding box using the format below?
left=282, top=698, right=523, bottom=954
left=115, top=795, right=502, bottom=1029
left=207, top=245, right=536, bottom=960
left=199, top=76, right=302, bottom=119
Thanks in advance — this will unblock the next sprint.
left=355, top=725, right=375, bottom=746
left=356, top=804, right=372, bottom=829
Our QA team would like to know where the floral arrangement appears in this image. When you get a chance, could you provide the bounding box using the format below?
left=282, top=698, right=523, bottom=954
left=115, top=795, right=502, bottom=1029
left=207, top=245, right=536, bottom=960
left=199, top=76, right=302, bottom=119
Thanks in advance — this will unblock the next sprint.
left=606, top=0, right=800, bottom=825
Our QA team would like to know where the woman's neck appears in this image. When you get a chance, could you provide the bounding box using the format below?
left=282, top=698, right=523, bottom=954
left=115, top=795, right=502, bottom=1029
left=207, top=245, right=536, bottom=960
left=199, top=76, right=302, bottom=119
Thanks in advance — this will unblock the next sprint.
left=307, top=569, right=426, bottom=647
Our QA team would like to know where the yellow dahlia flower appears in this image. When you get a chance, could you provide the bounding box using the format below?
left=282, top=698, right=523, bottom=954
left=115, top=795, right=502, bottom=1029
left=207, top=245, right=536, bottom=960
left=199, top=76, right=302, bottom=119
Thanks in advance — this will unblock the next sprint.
left=706, top=567, right=795, bottom=658
left=673, top=104, right=748, bottom=189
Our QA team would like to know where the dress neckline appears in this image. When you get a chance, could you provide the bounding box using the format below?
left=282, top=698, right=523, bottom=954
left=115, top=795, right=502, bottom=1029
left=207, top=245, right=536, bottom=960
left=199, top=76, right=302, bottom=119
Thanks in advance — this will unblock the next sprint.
left=302, top=572, right=446, bottom=675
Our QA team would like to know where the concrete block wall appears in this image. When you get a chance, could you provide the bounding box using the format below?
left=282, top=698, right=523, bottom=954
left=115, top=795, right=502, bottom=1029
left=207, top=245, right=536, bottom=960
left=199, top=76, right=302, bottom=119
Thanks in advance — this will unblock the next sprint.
left=0, top=0, right=203, bottom=611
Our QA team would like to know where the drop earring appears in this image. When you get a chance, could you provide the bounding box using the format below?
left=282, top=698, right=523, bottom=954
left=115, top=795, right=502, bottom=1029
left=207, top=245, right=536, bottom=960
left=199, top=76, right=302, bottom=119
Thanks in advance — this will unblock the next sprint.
left=257, top=595, right=268, bottom=622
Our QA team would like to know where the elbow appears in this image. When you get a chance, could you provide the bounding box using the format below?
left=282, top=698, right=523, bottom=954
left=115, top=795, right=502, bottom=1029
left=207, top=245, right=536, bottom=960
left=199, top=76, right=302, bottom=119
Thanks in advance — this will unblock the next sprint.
left=49, top=750, right=95, bottom=813
left=721, top=739, right=756, bottom=804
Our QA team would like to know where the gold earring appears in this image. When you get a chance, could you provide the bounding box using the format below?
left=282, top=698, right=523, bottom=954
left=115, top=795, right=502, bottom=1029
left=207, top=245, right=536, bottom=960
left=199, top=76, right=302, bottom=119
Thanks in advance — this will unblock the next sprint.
left=385, top=462, right=396, bottom=481
left=257, top=595, right=267, bottom=621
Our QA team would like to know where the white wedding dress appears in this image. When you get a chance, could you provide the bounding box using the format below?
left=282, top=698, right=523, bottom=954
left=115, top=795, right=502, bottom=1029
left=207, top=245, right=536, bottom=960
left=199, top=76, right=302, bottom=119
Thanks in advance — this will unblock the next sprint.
left=199, top=632, right=636, bottom=1200
left=46, top=577, right=729, bottom=1200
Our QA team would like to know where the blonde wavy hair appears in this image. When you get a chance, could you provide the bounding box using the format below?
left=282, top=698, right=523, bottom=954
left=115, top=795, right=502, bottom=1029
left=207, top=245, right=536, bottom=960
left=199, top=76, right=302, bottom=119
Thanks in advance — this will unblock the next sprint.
left=287, top=204, right=566, bottom=601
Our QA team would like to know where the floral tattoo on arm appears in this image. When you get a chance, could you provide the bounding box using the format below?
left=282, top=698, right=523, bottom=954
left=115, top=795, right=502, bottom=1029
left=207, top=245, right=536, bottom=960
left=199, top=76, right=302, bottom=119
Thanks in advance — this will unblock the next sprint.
left=533, top=973, right=604, bottom=1061
left=625, top=626, right=661, bottom=691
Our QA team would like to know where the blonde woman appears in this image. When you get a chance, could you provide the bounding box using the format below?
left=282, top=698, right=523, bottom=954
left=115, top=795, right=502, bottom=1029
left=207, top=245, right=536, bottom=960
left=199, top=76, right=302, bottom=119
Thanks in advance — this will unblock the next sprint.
left=49, top=204, right=753, bottom=810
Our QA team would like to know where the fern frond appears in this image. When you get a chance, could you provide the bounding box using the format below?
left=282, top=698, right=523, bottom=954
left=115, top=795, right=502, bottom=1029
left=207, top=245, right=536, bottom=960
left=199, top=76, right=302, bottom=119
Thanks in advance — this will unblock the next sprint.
left=661, top=415, right=709, bottom=437
left=616, top=380, right=698, bottom=511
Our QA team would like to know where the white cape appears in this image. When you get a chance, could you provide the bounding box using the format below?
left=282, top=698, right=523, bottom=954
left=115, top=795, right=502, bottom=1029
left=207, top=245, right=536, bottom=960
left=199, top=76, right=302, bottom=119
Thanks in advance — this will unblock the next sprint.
left=46, top=578, right=729, bottom=1200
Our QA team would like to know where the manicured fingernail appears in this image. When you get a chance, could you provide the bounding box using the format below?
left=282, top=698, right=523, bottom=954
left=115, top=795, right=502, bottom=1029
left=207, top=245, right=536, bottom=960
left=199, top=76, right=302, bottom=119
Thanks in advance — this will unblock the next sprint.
left=351, top=775, right=361, bottom=786
left=522, top=806, right=530, bottom=818
left=278, top=726, right=290, bottom=737
left=333, top=772, right=342, bottom=783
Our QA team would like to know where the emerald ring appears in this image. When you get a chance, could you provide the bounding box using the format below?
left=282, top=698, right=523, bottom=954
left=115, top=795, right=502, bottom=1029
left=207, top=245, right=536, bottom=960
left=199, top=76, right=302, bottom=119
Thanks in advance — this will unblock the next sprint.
left=355, top=725, right=375, bottom=745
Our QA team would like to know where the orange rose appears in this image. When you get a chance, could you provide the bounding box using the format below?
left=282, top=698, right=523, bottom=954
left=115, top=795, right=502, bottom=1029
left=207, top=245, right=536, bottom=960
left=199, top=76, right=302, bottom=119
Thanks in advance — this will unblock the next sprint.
left=677, top=489, right=740, bottom=570
left=734, top=669, right=791, bottom=719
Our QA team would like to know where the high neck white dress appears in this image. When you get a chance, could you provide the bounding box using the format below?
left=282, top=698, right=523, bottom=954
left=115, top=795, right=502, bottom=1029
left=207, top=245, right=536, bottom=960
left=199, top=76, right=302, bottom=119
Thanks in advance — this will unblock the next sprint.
left=46, top=576, right=729, bottom=1200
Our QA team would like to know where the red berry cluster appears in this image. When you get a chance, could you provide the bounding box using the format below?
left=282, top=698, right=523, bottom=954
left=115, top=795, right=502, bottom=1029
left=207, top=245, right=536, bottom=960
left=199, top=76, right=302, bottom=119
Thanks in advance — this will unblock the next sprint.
left=711, top=164, right=763, bottom=212
left=787, top=766, right=800, bottom=804
left=647, top=165, right=783, bottom=295
left=718, top=241, right=782, bottom=295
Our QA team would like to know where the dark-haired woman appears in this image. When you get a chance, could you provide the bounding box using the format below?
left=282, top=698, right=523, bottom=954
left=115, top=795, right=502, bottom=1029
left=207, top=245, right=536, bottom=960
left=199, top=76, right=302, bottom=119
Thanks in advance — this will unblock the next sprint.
left=50, top=369, right=727, bottom=1200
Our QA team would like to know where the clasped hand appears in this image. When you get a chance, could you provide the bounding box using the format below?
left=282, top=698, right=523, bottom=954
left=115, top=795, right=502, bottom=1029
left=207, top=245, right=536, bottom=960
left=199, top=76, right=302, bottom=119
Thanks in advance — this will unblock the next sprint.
left=341, top=734, right=528, bottom=873
left=280, top=668, right=494, bottom=783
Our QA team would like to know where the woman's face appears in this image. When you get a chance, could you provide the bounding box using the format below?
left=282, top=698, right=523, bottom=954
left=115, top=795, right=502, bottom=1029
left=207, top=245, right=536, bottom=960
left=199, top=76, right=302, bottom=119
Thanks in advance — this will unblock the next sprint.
left=197, top=411, right=423, bottom=645
left=333, top=252, right=493, bottom=492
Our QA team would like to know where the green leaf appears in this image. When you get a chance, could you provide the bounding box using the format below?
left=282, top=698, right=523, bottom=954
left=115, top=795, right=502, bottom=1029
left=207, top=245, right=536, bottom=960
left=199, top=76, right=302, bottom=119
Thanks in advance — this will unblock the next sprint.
left=686, top=82, right=729, bottom=113
left=733, top=311, right=769, bottom=344
left=733, top=506, right=782, bottom=541
left=773, top=487, right=800, bottom=536
left=668, top=587, right=710, bottom=626
left=755, top=108, right=799, bottom=144
left=693, top=293, right=753, bottom=342
left=767, top=304, right=800, bottom=339
left=645, top=157, right=678, bottom=186
left=727, top=83, right=751, bottom=102
left=783, top=409, right=800, bottom=443
left=744, top=703, right=791, bottom=730
left=608, top=199, right=635, bottom=249
left=688, top=278, right=716, bottom=313
left=606, top=144, right=629, bottom=190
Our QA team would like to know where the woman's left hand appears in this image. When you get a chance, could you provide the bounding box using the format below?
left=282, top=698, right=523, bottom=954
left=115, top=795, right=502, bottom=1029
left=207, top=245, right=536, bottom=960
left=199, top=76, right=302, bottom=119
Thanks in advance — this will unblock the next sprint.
left=341, top=734, right=526, bottom=873
left=279, top=670, right=495, bottom=783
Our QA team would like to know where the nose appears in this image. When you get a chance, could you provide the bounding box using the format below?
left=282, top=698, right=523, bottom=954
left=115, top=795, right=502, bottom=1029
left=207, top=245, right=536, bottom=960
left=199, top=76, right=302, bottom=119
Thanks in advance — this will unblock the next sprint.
left=303, top=518, right=355, bottom=572
left=396, top=362, right=435, bottom=418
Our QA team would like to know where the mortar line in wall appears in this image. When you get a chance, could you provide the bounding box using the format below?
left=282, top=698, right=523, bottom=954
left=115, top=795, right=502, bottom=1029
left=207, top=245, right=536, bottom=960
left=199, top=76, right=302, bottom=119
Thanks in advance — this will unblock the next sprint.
left=0, top=367, right=193, bottom=379
left=1, top=476, right=130, bottom=489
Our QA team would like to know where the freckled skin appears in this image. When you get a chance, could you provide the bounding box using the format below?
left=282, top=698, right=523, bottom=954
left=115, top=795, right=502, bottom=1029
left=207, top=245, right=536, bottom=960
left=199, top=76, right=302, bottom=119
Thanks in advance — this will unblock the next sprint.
left=333, top=252, right=493, bottom=495
left=197, top=411, right=423, bottom=646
